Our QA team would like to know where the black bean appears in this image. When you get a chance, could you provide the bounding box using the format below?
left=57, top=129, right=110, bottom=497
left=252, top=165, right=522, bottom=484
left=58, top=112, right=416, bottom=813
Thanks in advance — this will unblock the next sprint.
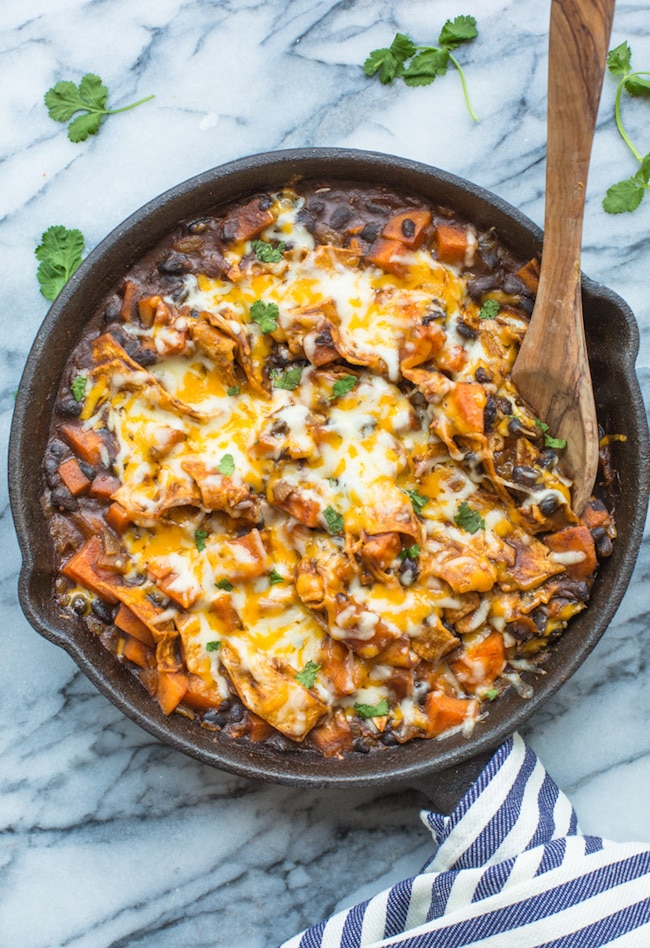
left=132, top=347, right=158, bottom=367
left=49, top=439, right=68, bottom=458
left=380, top=730, right=400, bottom=746
left=466, top=275, right=498, bottom=302
left=475, top=367, right=492, bottom=384
left=71, top=594, right=90, bottom=616
left=91, top=599, right=115, bottom=624
left=78, top=459, right=95, bottom=480
left=57, top=397, right=82, bottom=418
left=508, top=417, right=526, bottom=437
left=229, top=702, right=245, bottom=723
left=590, top=526, right=606, bottom=541
left=170, top=284, right=190, bottom=304
left=353, top=737, right=371, bottom=754
left=423, top=306, right=445, bottom=325
left=103, top=297, right=122, bottom=323
left=539, top=448, right=557, bottom=469
left=50, top=487, right=78, bottom=511
left=157, top=253, right=189, bottom=276
left=306, top=198, right=325, bottom=215
left=483, top=396, right=497, bottom=431
left=539, top=493, right=560, bottom=516
left=360, top=222, right=380, bottom=243
left=399, top=559, right=419, bottom=586
left=512, top=465, right=539, bottom=486
left=596, top=534, right=613, bottom=557
left=220, top=698, right=232, bottom=712
left=456, top=319, right=477, bottom=340
left=202, top=710, right=227, bottom=727
left=259, top=194, right=273, bottom=211
left=495, top=397, right=513, bottom=415
left=502, top=274, right=531, bottom=297
left=296, top=209, right=317, bottom=233
left=401, top=218, right=416, bottom=238
left=329, top=205, right=352, bottom=229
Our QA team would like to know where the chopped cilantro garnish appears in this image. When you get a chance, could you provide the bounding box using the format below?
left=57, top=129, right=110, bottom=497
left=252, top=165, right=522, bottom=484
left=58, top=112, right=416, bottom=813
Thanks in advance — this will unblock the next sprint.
left=535, top=418, right=567, bottom=449
left=194, top=528, right=208, bottom=551
left=227, top=385, right=240, bottom=396
left=216, top=578, right=233, bottom=591
left=206, top=640, right=222, bottom=652
left=217, top=453, right=235, bottom=476
left=269, top=568, right=284, bottom=585
left=331, top=374, right=358, bottom=399
left=454, top=500, right=485, bottom=534
left=355, top=698, right=389, bottom=719
left=271, top=365, right=304, bottom=391
left=71, top=375, right=86, bottom=402
left=323, top=505, right=344, bottom=535
left=399, top=543, right=420, bottom=560
left=250, top=300, right=279, bottom=334
left=485, top=688, right=499, bottom=701
left=295, top=660, right=320, bottom=688
left=252, top=239, right=285, bottom=263
left=404, top=488, right=428, bottom=514
left=479, top=298, right=500, bottom=320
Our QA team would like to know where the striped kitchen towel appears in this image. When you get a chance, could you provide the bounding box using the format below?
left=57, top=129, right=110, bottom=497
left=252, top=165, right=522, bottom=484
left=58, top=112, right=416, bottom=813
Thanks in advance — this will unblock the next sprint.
left=281, top=733, right=650, bottom=947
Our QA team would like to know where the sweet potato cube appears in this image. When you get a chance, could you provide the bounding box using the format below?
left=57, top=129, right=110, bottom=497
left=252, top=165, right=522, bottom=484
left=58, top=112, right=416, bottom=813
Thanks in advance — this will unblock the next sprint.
left=365, top=239, right=408, bottom=277
left=381, top=209, right=432, bottom=248
left=61, top=536, right=120, bottom=603
left=58, top=457, right=91, bottom=496
left=544, top=525, right=598, bottom=580
left=106, top=502, right=132, bottom=535
left=114, top=603, right=155, bottom=647
left=155, top=669, right=189, bottom=715
left=221, top=198, right=275, bottom=242
left=60, top=424, right=105, bottom=466
left=121, top=635, right=154, bottom=669
left=89, top=473, right=121, bottom=500
left=423, top=692, right=474, bottom=737
left=435, top=223, right=469, bottom=265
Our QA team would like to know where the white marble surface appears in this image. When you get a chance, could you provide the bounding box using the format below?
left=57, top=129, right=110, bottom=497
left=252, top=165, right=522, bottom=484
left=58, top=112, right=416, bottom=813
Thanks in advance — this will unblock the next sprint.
left=2, top=1, right=650, bottom=945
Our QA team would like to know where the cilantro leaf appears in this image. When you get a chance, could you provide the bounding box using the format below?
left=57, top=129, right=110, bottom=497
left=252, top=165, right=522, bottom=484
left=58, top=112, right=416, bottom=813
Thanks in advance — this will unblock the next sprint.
left=479, top=298, right=500, bottom=320
left=355, top=698, right=389, bottom=719
left=194, top=528, right=208, bottom=551
left=398, top=543, right=420, bottom=560
left=44, top=72, right=154, bottom=143
left=323, top=505, right=344, bottom=534
left=403, top=48, right=450, bottom=87
left=331, top=375, right=358, bottom=399
left=363, top=22, right=478, bottom=119
left=35, top=225, right=85, bottom=300
left=454, top=500, right=485, bottom=534
left=363, top=33, right=416, bottom=83
left=227, top=385, right=240, bottom=396
left=71, top=375, right=86, bottom=402
left=250, top=299, right=279, bottom=334
left=271, top=365, right=304, bottom=391
left=607, top=41, right=632, bottom=76
left=485, top=687, right=499, bottom=701
left=206, top=640, right=222, bottom=652
left=534, top=418, right=549, bottom=433
left=603, top=177, right=645, bottom=213
left=216, top=578, right=233, bottom=591
left=604, top=42, right=650, bottom=214
left=295, top=661, right=320, bottom=688
left=544, top=434, right=567, bottom=450
left=404, top=488, right=428, bottom=514
left=217, top=453, right=235, bottom=476
left=269, top=568, right=284, bottom=585
left=438, top=15, right=478, bottom=49
left=252, top=239, right=285, bottom=263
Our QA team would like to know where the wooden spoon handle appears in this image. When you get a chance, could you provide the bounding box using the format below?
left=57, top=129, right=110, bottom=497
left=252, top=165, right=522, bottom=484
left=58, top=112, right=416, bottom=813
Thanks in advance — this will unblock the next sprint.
left=512, top=0, right=614, bottom=513
left=544, top=0, right=615, bottom=277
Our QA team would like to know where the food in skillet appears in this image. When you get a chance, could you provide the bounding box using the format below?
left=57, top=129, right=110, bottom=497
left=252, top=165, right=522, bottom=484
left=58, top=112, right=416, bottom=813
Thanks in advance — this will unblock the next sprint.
left=43, top=180, right=616, bottom=756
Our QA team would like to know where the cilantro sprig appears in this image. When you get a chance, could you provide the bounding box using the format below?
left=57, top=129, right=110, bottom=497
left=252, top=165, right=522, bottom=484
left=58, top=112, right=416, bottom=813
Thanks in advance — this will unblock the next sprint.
left=454, top=500, right=485, bottom=534
left=296, top=661, right=320, bottom=688
left=363, top=17, right=479, bottom=121
left=250, top=300, right=279, bottom=334
left=330, top=375, right=358, bottom=400
left=217, top=453, right=235, bottom=476
left=271, top=365, right=304, bottom=391
left=44, top=73, right=154, bottom=143
left=534, top=418, right=567, bottom=450
left=355, top=698, right=389, bottom=719
left=252, top=239, right=285, bottom=263
left=603, top=42, right=650, bottom=213
left=35, top=225, right=85, bottom=301
left=323, top=505, right=345, bottom=535
left=71, top=375, right=86, bottom=402
left=404, top=488, right=428, bottom=515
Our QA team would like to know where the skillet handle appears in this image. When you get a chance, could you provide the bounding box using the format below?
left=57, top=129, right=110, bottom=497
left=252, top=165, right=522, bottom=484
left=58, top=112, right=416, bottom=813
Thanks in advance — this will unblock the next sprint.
left=409, top=748, right=497, bottom=814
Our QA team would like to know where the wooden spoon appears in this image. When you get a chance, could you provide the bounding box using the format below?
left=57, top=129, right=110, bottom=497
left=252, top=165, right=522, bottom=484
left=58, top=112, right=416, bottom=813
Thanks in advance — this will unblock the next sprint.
left=511, top=0, right=614, bottom=514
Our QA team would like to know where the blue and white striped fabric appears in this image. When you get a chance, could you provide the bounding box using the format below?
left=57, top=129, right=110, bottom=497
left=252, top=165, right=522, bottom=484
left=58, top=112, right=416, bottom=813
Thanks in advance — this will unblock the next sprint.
left=281, top=734, right=650, bottom=947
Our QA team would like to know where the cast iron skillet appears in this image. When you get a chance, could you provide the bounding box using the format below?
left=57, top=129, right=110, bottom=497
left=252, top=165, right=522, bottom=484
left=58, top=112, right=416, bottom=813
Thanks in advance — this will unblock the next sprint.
left=9, top=148, right=650, bottom=810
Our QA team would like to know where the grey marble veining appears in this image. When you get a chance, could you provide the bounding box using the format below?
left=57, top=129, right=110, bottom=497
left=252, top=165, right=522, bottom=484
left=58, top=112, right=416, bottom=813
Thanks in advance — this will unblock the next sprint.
left=1, top=1, right=649, bottom=945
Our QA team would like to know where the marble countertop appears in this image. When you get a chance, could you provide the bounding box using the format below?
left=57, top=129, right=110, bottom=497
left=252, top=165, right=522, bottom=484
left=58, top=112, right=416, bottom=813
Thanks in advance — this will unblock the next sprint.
left=2, top=1, right=649, bottom=945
